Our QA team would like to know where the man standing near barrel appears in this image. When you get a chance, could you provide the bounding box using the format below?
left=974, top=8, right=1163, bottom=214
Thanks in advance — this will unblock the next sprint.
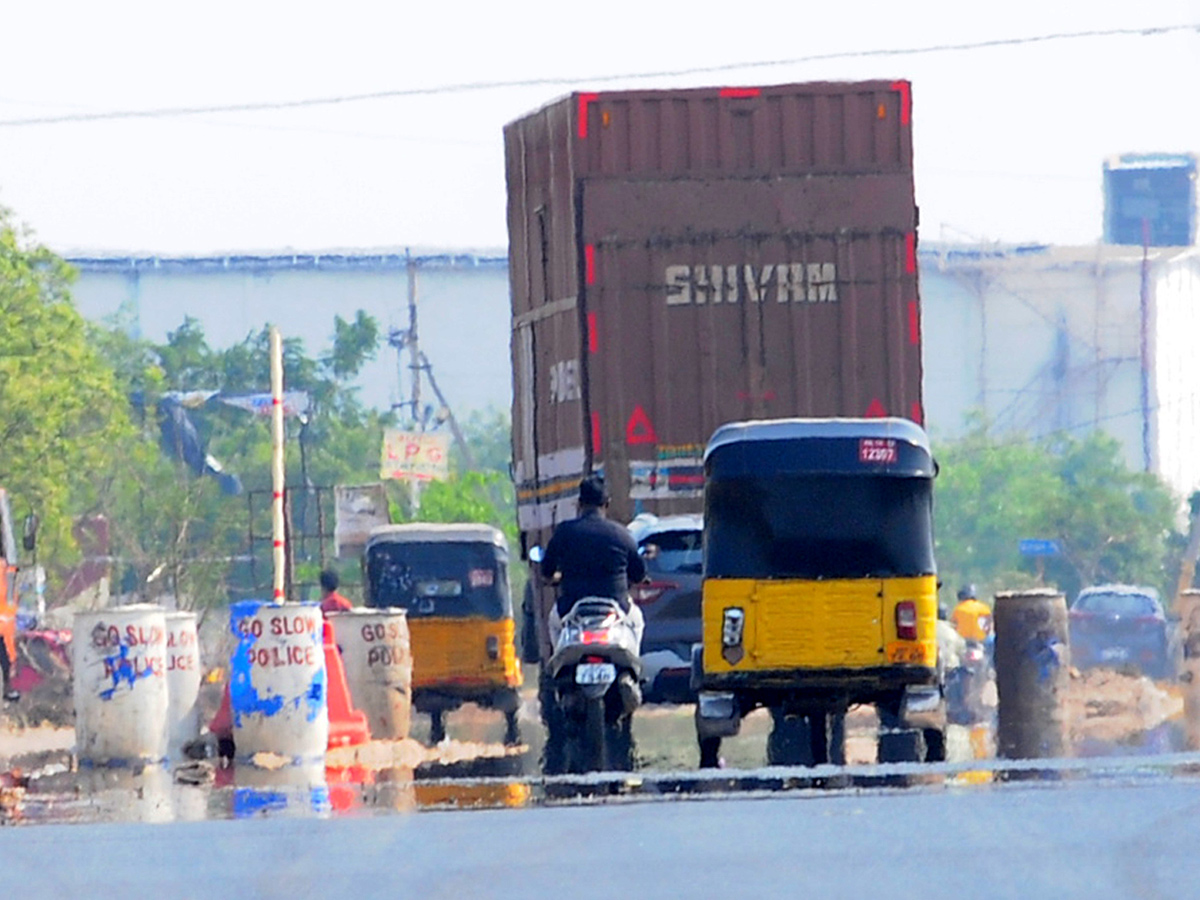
left=319, top=569, right=353, bottom=616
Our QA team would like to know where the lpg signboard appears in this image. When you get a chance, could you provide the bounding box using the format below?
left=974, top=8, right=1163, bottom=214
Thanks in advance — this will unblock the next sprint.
left=380, top=430, right=450, bottom=483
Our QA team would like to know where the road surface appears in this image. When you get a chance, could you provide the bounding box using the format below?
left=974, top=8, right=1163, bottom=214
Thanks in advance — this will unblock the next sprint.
left=4, top=759, right=1198, bottom=900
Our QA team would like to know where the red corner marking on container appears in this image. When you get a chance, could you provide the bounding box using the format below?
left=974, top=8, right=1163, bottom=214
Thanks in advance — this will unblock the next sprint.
left=865, top=398, right=888, bottom=418
left=587, top=312, right=598, bottom=354
left=904, top=232, right=917, bottom=274
left=625, top=406, right=658, bottom=445
left=590, top=412, right=602, bottom=457
left=910, top=401, right=924, bottom=425
left=890, top=80, right=911, bottom=125
left=584, top=244, right=596, bottom=285
left=577, top=93, right=599, bottom=139
left=908, top=300, right=920, bottom=345
left=719, top=87, right=761, bottom=99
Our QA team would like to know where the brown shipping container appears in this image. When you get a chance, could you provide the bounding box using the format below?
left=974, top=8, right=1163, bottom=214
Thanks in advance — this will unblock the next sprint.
left=506, top=80, right=922, bottom=553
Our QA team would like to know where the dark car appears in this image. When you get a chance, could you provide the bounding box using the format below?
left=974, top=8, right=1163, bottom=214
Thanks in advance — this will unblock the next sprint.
left=1068, top=585, right=1180, bottom=681
left=627, top=514, right=703, bottom=705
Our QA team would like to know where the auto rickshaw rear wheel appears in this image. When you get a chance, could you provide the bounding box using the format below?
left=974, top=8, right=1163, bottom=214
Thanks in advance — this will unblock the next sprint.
left=429, top=709, right=447, bottom=744
left=923, top=727, right=947, bottom=762
left=698, top=736, right=721, bottom=769
left=504, top=709, right=521, bottom=746
left=877, top=728, right=925, bottom=763
left=766, top=709, right=814, bottom=766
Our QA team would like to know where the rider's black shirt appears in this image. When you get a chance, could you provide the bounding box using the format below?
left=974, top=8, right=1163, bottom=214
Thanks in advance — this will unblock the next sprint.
left=541, top=509, right=646, bottom=616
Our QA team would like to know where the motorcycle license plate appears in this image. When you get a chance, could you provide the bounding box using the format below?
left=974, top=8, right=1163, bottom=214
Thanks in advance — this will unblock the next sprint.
left=1101, top=647, right=1130, bottom=662
left=575, top=662, right=617, bottom=685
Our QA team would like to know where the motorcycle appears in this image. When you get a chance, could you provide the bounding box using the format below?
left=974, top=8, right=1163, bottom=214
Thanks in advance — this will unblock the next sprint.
left=946, top=638, right=992, bottom=726
left=548, top=597, right=643, bottom=773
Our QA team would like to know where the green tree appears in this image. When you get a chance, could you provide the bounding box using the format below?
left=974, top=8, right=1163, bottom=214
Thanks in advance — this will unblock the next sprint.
left=934, top=417, right=1177, bottom=606
left=91, top=313, right=390, bottom=608
left=0, top=209, right=132, bottom=567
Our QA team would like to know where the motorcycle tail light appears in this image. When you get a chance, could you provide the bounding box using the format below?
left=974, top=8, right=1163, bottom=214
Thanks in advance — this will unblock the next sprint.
left=896, top=601, right=918, bottom=641
left=582, top=629, right=612, bottom=645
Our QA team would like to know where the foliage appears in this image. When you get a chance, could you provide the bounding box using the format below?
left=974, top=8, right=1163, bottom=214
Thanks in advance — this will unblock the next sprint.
left=934, top=417, right=1178, bottom=607
left=448, top=405, right=511, bottom=475
left=0, top=209, right=132, bottom=566
left=91, top=312, right=389, bottom=609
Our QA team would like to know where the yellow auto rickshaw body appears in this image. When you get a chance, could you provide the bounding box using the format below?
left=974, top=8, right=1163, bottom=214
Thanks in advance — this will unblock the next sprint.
left=363, top=524, right=523, bottom=716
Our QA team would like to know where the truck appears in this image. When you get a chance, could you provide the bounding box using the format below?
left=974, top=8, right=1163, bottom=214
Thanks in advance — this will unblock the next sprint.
left=505, top=80, right=924, bottom=764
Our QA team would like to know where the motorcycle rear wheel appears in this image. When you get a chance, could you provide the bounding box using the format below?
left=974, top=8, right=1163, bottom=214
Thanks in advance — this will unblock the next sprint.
left=584, top=696, right=606, bottom=772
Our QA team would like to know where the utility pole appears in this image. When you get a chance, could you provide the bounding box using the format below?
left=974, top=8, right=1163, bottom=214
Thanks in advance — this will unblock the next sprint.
left=1139, top=218, right=1152, bottom=473
left=406, top=250, right=422, bottom=515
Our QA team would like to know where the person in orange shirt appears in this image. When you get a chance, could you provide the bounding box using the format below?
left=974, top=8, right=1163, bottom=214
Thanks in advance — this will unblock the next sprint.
left=951, top=584, right=993, bottom=644
left=319, top=569, right=353, bottom=616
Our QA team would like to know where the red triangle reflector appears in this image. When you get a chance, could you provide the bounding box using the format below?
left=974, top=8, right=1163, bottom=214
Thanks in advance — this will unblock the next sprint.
left=625, top=406, right=658, bottom=445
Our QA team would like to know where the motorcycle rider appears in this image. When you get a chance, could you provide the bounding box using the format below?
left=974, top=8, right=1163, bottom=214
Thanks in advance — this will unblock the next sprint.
left=949, top=584, right=994, bottom=725
left=540, top=474, right=646, bottom=649
left=951, top=584, right=993, bottom=647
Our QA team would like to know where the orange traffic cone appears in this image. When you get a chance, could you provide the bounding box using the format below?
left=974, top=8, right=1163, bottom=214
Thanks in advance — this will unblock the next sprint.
left=323, top=620, right=370, bottom=749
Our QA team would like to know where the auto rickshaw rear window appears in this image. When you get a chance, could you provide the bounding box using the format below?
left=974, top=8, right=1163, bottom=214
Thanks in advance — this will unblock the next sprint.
left=366, top=541, right=511, bottom=618
left=705, top=474, right=934, bottom=580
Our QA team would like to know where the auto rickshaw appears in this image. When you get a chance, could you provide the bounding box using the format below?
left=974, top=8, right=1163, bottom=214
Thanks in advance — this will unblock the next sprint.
left=693, top=417, right=945, bottom=767
left=363, top=523, right=523, bottom=745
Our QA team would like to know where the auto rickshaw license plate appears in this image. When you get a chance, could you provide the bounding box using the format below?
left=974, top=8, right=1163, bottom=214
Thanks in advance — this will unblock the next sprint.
left=886, top=642, right=933, bottom=665
left=576, top=662, right=617, bottom=685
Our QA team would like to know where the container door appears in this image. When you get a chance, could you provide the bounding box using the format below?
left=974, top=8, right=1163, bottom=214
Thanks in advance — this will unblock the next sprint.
left=579, top=175, right=921, bottom=523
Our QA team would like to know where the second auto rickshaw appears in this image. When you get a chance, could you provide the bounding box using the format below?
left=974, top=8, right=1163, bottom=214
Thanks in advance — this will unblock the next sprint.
left=693, top=417, right=945, bottom=767
left=364, top=523, right=523, bottom=744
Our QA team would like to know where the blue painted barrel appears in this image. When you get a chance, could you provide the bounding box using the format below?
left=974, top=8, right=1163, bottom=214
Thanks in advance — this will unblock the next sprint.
left=229, top=600, right=328, bottom=761
left=73, top=605, right=170, bottom=764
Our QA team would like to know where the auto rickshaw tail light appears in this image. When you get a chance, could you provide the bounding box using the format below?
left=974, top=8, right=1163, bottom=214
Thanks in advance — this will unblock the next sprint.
left=895, top=601, right=918, bottom=641
left=486, top=635, right=501, bottom=660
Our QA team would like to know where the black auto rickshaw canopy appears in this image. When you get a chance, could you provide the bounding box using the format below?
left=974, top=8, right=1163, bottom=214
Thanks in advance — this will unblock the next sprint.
left=364, top=523, right=513, bottom=619
left=703, top=417, right=937, bottom=581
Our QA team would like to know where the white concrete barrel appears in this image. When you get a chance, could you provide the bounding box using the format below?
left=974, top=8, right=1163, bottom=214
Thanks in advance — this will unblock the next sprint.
left=329, top=609, right=412, bottom=740
left=165, top=611, right=201, bottom=758
left=229, top=600, right=329, bottom=761
left=73, top=605, right=170, bottom=764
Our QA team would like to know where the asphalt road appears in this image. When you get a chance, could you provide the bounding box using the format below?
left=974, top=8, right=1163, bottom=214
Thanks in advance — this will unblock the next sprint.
left=5, top=763, right=1199, bottom=900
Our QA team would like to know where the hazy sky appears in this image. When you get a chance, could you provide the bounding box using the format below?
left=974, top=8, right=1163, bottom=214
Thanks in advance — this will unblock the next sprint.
left=2, top=0, right=1197, bottom=255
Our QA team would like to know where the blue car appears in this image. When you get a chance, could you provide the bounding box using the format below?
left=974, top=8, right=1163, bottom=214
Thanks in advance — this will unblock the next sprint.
left=1068, top=585, right=1179, bottom=681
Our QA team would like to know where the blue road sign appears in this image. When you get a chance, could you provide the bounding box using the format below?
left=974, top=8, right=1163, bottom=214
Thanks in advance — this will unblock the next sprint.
left=1019, top=539, right=1061, bottom=557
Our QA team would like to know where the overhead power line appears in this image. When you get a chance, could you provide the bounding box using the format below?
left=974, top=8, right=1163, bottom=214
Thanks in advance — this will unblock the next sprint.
left=0, top=23, right=1195, bottom=127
